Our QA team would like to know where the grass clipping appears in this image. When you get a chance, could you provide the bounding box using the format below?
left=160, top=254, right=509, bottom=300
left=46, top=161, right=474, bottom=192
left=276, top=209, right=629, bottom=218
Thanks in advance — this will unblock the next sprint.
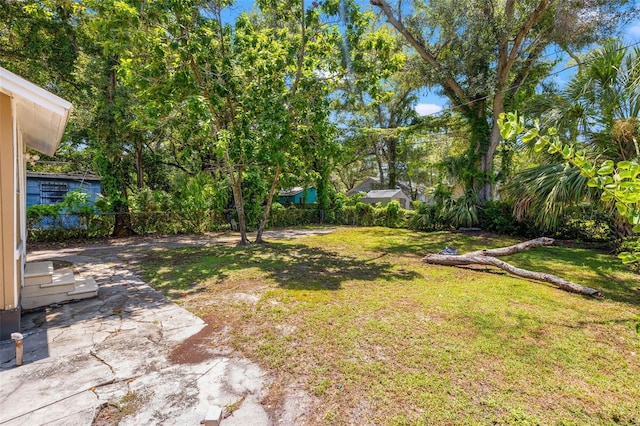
left=423, top=237, right=603, bottom=298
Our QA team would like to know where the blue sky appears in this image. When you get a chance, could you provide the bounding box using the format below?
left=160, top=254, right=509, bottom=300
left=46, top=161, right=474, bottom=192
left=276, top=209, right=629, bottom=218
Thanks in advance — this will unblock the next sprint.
left=222, top=0, right=640, bottom=117
left=414, top=17, right=640, bottom=117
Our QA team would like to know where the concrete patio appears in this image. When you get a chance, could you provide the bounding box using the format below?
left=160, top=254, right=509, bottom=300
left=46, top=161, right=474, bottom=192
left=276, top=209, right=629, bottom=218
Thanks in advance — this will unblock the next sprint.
left=0, top=231, right=331, bottom=425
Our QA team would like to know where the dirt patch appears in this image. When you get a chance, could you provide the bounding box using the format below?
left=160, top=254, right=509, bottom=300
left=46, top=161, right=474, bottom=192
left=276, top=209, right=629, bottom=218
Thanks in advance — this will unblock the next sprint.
left=261, top=377, right=314, bottom=424
left=51, top=259, right=74, bottom=270
left=168, top=324, right=217, bottom=364
left=168, top=315, right=229, bottom=364
left=92, top=403, right=121, bottom=426
left=261, top=377, right=288, bottom=418
left=92, top=392, right=145, bottom=425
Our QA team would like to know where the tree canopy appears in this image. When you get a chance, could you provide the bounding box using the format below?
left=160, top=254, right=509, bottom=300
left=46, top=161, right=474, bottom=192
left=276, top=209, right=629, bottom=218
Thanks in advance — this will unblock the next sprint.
left=2, top=0, right=638, bottom=246
left=370, top=0, right=636, bottom=202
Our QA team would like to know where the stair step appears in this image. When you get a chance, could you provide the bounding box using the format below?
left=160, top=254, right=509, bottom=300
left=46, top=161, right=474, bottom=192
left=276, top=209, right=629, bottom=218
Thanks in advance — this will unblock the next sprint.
left=24, top=261, right=54, bottom=286
left=67, top=277, right=99, bottom=297
left=22, top=270, right=75, bottom=296
left=21, top=293, right=69, bottom=310
left=21, top=276, right=99, bottom=310
left=22, top=281, right=73, bottom=297
left=40, top=269, right=76, bottom=289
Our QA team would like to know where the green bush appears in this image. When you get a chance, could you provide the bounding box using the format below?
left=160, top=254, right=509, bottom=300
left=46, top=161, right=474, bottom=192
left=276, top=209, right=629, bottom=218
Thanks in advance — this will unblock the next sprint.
left=555, top=213, right=613, bottom=242
left=130, top=188, right=176, bottom=234
left=445, top=191, right=480, bottom=228
left=260, top=203, right=323, bottom=228
left=27, top=189, right=113, bottom=240
left=480, top=200, right=522, bottom=235
left=409, top=202, right=441, bottom=231
left=174, top=173, right=228, bottom=233
left=385, top=200, right=403, bottom=228
left=354, top=202, right=375, bottom=226
left=619, top=236, right=640, bottom=268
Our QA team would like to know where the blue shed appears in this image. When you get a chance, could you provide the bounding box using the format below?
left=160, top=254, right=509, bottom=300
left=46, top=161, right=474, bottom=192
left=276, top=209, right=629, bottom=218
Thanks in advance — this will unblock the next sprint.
left=27, top=171, right=102, bottom=206
left=278, top=187, right=317, bottom=205
left=27, top=171, right=102, bottom=229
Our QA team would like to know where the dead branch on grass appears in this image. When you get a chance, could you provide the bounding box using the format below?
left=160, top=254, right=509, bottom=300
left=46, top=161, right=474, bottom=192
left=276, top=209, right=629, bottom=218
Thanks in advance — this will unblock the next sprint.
left=422, top=237, right=603, bottom=298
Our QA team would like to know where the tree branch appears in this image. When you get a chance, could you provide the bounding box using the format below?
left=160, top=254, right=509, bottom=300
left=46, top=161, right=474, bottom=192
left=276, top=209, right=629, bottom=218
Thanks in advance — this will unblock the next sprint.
left=502, top=0, right=550, bottom=84
left=422, top=238, right=603, bottom=298
left=370, top=0, right=468, bottom=107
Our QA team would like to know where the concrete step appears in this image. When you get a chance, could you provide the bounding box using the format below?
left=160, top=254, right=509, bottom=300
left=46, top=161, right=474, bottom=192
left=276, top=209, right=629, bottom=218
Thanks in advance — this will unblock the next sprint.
left=24, top=261, right=54, bottom=286
left=21, top=268, right=98, bottom=310
left=41, top=269, right=76, bottom=289
left=22, top=269, right=75, bottom=297
left=21, top=292, right=69, bottom=310
left=67, top=277, right=99, bottom=299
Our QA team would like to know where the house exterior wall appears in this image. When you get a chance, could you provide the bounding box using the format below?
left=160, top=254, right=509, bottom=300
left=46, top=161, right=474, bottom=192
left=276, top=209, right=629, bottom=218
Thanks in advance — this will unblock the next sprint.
left=25, top=175, right=102, bottom=231
left=360, top=196, right=392, bottom=206
left=392, top=193, right=409, bottom=209
left=0, top=92, right=20, bottom=339
left=0, top=67, right=72, bottom=340
left=346, top=177, right=382, bottom=196
left=360, top=191, right=410, bottom=209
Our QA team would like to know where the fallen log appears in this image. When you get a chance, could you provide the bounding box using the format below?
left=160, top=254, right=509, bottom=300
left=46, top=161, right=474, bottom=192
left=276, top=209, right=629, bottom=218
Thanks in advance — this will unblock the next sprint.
left=423, top=238, right=603, bottom=298
left=465, top=237, right=555, bottom=257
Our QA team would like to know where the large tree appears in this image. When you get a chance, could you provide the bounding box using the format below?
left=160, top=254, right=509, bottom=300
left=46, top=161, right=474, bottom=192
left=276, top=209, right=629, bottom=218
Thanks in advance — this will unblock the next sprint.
left=124, top=0, right=339, bottom=245
left=1, top=0, right=142, bottom=237
left=370, top=0, right=634, bottom=202
left=332, top=19, right=425, bottom=191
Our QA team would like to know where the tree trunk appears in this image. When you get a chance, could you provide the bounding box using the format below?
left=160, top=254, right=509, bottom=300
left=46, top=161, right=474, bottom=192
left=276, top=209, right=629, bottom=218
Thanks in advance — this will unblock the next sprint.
left=375, top=142, right=385, bottom=187
left=478, top=123, right=502, bottom=203
left=423, top=237, right=603, bottom=298
left=387, top=137, right=397, bottom=189
left=135, top=135, right=144, bottom=189
left=226, top=158, right=250, bottom=246
left=478, top=94, right=506, bottom=203
left=103, top=58, right=135, bottom=238
left=315, top=159, right=332, bottom=223
left=112, top=198, right=135, bottom=237
left=255, top=164, right=281, bottom=244
left=613, top=214, right=634, bottom=239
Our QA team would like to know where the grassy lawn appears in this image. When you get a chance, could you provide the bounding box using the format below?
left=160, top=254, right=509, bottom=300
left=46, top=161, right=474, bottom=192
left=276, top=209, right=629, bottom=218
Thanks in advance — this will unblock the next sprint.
left=139, top=227, right=640, bottom=425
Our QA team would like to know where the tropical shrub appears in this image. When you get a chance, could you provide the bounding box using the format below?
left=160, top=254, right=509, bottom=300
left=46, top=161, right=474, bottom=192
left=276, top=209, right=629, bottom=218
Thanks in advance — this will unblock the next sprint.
left=385, top=200, right=403, bottom=227
left=408, top=202, right=441, bottom=231
left=445, top=190, right=480, bottom=228
left=500, top=111, right=640, bottom=264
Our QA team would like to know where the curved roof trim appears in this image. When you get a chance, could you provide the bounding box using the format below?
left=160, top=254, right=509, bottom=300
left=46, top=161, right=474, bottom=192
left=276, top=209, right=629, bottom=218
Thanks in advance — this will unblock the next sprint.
left=0, top=67, right=72, bottom=156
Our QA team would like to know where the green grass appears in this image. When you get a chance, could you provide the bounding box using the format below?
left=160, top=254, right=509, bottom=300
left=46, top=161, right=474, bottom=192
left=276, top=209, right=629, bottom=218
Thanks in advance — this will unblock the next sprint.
left=139, top=227, right=640, bottom=425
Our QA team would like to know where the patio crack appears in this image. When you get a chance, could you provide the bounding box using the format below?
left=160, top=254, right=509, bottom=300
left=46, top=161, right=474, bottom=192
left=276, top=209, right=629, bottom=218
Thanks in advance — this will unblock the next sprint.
left=90, top=349, right=115, bottom=376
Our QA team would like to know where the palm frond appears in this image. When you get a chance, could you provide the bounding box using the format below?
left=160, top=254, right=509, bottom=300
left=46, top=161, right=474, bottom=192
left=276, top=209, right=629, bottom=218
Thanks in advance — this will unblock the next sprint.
left=506, top=163, right=598, bottom=231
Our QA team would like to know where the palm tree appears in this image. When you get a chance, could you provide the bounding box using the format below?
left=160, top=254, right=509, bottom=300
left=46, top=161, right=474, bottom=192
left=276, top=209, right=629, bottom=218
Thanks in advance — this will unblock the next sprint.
left=506, top=42, right=640, bottom=236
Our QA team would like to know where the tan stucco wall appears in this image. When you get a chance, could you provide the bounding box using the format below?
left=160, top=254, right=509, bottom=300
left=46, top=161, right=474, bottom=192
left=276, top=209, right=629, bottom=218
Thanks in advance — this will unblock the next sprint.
left=0, top=92, right=17, bottom=310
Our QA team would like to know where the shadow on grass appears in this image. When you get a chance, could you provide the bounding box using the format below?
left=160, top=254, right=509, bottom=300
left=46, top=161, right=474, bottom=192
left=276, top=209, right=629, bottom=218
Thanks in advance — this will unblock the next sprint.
left=139, top=240, right=421, bottom=296
left=371, top=230, right=519, bottom=258
left=370, top=229, right=639, bottom=305
left=506, top=247, right=640, bottom=305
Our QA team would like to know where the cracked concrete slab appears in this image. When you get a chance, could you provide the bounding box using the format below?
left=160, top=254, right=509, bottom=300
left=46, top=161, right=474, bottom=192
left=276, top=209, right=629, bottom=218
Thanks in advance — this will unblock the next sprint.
left=0, top=230, right=329, bottom=425
left=2, top=390, right=98, bottom=426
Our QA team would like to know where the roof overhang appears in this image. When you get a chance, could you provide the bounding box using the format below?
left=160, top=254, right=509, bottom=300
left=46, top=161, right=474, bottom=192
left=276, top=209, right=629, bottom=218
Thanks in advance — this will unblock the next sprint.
left=0, top=67, right=72, bottom=156
left=26, top=171, right=102, bottom=182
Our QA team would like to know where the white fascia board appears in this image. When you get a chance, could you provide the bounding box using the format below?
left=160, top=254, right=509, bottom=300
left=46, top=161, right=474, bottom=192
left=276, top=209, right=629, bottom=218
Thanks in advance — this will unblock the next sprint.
left=0, top=67, right=72, bottom=156
left=0, top=67, right=72, bottom=116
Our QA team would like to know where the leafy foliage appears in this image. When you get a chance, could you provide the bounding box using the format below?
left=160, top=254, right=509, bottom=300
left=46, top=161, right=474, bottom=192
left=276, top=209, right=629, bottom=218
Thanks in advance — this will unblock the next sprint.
left=371, top=0, right=636, bottom=201
left=500, top=112, right=640, bottom=263
left=27, top=189, right=112, bottom=240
